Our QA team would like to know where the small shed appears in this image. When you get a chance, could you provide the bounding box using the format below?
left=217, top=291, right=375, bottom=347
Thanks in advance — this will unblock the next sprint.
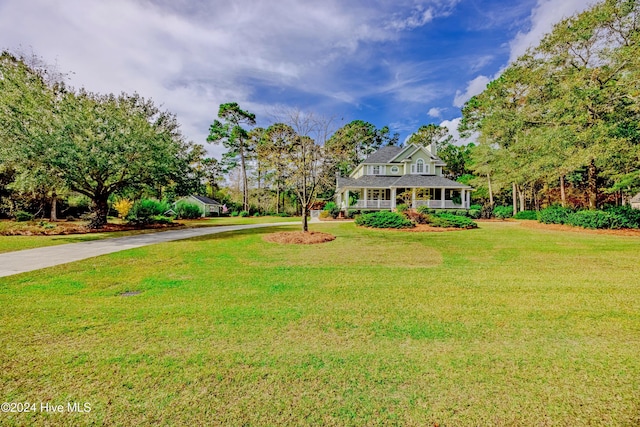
left=177, top=195, right=222, bottom=217
left=631, top=193, right=640, bottom=210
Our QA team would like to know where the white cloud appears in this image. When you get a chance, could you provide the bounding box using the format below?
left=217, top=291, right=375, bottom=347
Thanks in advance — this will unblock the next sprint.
left=453, top=75, right=490, bottom=107
left=440, top=117, right=476, bottom=146
left=508, top=0, right=598, bottom=62
left=428, top=107, right=443, bottom=118
left=0, top=0, right=457, bottom=157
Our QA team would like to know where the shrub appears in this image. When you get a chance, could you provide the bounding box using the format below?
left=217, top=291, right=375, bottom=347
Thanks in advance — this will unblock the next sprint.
left=404, top=210, right=429, bottom=224
left=430, top=213, right=478, bottom=229
left=230, top=211, right=239, bottom=217
left=253, top=212, right=260, bottom=217
left=538, top=205, right=573, bottom=224
left=416, top=206, right=436, bottom=215
left=128, top=199, right=170, bottom=224
left=239, top=210, right=249, bottom=217
left=454, top=209, right=468, bottom=217
left=470, top=204, right=482, bottom=210
left=514, top=210, right=537, bottom=220
left=605, top=206, right=640, bottom=229
left=355, top=211, right=414, bottom=229
left=150, top=215, right=173, bottom=224
left=14, top=211, right=34, bottom=222
left=396, top=204, right=409, bottom=213
left=323, top=201, right=340, bottom=219
left=492, top=205, right=513, bottom=219
left=346, top=209, right=360, bottom=219
left=468, top=209, right=481, bottom=219
left=113, top=198, right=134, bottom=219
left=175, top=202, right=202, bottom=219
left=567, top=210, right=619, bottom=229
left=319, top=211, right=331, bottom=219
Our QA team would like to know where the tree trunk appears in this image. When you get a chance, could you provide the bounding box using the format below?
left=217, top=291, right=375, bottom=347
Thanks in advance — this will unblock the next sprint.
left=50, top=192, right=58, bottom=222
left=239, top=146, right=249, bottom=212
left=519, top=185, right=525, bottom=212
left=302, top=205, right=308, bottom=232
left=487, top=174, right=494, bottom=207
left=89, top=195, right=109, bottom=229
left=588, top=159, right=597, bottom=210
left=512, top=183, right=517, bottom=216
left=560, top=175, right=566, bottom=207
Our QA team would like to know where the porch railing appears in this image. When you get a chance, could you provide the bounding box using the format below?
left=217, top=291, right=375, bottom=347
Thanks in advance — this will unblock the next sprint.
left=414, top=200, right=463, bottom=209
left=352, top=200, right=392, bottom=209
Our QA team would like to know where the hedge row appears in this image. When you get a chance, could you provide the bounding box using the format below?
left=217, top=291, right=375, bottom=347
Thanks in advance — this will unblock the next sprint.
left=538, top=205, right=640, bottom=229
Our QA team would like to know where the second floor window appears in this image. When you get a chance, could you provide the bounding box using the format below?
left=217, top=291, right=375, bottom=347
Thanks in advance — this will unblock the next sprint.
left=416, top=159, right=424, bottom=174
left=372, top=165, right=381, bottom=174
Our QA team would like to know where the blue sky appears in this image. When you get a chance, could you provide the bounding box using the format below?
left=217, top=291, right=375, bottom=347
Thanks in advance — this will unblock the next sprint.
left=0, top=0, right=596, bottom=157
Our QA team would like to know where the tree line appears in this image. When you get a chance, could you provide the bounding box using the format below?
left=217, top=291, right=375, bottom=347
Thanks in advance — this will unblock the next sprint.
left=460, top=0, right=640, bottom=212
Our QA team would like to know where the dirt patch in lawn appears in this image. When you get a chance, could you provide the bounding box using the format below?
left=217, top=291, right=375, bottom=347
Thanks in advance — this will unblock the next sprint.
left=263, top=231, right=336, bottom=244
left=515, top=219, right=640, bottom=236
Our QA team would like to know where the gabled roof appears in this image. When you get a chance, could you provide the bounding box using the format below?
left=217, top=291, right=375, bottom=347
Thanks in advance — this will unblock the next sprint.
left=190, top=195, right=222, bottom=205
left=631, top=193, right=640, bottom=203
left=361, top=146, right=404, bottom=164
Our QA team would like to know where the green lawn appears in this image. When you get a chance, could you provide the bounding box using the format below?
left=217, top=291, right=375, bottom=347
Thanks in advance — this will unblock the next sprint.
left=1, top=222, right=639, bottom=425
left=0, top=216, right=300, bottom=254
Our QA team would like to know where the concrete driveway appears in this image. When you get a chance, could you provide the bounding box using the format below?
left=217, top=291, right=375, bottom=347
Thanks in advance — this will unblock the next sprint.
left=0, top=222, right=294, bottom=278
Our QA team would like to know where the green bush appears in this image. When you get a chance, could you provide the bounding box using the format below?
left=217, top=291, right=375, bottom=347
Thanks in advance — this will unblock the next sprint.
left=567, top=210, right=620, bottom=229
left=128, top=199, right=170, bottom=224
left=493, top=205, right=513, bottom=219
left=605, top=206, right=640, bottom=229
left=514, top=210, right=537, bottom=220
left=396, top=204, right=409, bottom=213
left=416, top=206, right=436, bottom=215
left=454, top=209, right=468, bottom=217
left=150, top=215, right=173, bottom=224
left=346, top=209, right=360, bottom=219
left=468, top=209, right=481, bottom=219
left=230, top=211, right=239, bottom=217
left=323, top=201, right=340, bottom=219
left=470, top=204, right=482, bottom=210
left=175, top=202, right=202, bottom=219
left=538, top=205, right=573, bottom=224
left=14, top=211, right=34, bottom=222
left=355, top=211, right=414, bottom=229
left=253, top=212, right=260, bottom=217
left=430, top=213, right=478, bottom=229
left=239, top=210, right=249, bottom=217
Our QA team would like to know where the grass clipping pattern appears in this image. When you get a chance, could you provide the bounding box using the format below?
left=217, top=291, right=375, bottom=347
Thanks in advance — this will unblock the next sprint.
left=263, top=231, right=335, bottom=244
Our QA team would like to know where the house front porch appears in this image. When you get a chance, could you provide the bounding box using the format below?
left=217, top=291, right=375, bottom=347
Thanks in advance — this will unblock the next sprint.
left=339, top=187, right=471, bottom=210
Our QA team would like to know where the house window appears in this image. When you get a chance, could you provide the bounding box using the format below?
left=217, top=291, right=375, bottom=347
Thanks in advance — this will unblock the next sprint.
left=390, top=166, right=399, bottom=174
left=373, top=165, right=380, bottom=175
left=416, top=159, right=424, bottom=174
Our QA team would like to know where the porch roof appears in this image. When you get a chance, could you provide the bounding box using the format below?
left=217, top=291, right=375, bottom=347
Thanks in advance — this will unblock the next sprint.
left=337, top=175, right=472, bottom=190
left=631, top=192, right=640, bottom=203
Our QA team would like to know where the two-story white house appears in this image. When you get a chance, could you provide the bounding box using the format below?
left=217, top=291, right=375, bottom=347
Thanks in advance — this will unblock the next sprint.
left=335, top=143, right=472, bottom=211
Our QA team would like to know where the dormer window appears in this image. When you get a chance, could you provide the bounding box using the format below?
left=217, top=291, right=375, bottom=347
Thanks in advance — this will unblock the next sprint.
left=416, top=159, right=424, bottom=173
left=390, top=166, right=399, bottom=174
left=373, top=165, right=380, bottom=175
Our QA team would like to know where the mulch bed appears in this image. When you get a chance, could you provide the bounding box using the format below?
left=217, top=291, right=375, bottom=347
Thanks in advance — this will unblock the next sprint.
left=515, top=219, right=640, bottom=237
left=0, top=221, right=183, bottom=236
left=263, top=231, right=336, bottom=244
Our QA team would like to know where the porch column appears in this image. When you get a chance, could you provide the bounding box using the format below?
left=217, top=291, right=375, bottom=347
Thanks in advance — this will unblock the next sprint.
left=363, top=188, right=368, bottom=208
left=461, top=189, right=466, bottom=208
left=466, top=190, right=471, bottom=208
left=337, top=192, right=343, bottom=209
left=345, top=190, right=349, bottom=209
left=411, top=188, right=416, bottom=209
left=441, top=187, right=445, bottom=208
left=391, top=188, right=397, bottom=209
